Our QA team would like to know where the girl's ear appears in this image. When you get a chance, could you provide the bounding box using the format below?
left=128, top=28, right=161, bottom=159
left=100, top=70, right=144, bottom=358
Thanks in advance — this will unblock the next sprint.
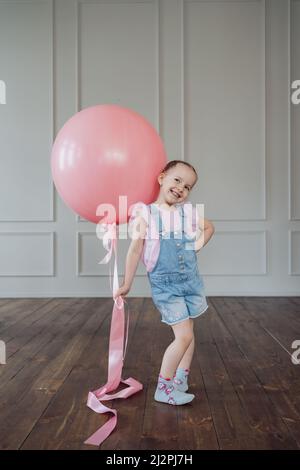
left=158, top=172, right=165, bottom=186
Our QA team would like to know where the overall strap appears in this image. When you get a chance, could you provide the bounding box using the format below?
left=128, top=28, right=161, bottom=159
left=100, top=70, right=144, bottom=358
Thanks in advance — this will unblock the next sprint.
left=150, top=203, right=184, bottom=235
left=180, top=204, right=184, bottom=229
left=149, top=203, right=162, bottom=236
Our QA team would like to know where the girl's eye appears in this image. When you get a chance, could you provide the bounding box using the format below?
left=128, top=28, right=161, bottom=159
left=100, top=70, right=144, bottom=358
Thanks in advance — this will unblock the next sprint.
left=175, top=178, right=180, bottom=182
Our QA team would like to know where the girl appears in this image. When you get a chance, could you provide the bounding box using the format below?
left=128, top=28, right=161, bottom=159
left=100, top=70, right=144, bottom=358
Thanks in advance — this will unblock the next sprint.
left=113, top=160, right=215, bottom=405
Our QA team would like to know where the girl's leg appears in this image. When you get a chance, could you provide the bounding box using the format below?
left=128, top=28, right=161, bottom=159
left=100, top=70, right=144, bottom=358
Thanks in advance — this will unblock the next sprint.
left=159, top=319, right=194, bottom=378
left=177, top=319, right=195, bottom=370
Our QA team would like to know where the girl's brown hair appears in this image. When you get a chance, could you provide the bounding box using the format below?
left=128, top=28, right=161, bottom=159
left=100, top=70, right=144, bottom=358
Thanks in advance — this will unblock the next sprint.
left=161, top=160, right=198, bottom=187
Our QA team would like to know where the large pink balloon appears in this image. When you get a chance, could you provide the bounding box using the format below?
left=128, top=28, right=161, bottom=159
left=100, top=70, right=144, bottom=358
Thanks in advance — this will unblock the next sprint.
left=51, top=104, right=167, bottom=224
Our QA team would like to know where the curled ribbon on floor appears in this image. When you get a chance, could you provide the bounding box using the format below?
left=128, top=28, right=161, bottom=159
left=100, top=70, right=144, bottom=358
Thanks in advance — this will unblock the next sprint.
left=84, top=222, right=143, bottom=447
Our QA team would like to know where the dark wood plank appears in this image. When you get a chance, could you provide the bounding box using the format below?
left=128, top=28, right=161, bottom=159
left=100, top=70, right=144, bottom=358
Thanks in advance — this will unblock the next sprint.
left=211, top=297, right=299, bottom=384
left=0, top=299, right=16, bottom=309
left=287, top=297, right=300, bottom=309
left=0, top=299, right=87, bottom=387
left=176, top=309, right=219, bottom=450
left=242, top=297, right=300, bottom=347
left=176, top=363, right=219, bottom=447
left=236, top=297, right=300, bottom=446
left=0, top=298, right=98, bottom=449
left=19, top=297, right=114, bottom=450
left=0, top=299, right=52, bottom=334
left=196, top=340, right=271, bottom=449
left=21, top=298, right=143, bottom=450
left=1, top=298, right=78, bottom=359
left=0, top=296, right=299, bottom=450
left=100, top=298, right=153, bottom=450
left=210, top=298, right=300, bottom=449
left=139, top=299, right=179, bottom=450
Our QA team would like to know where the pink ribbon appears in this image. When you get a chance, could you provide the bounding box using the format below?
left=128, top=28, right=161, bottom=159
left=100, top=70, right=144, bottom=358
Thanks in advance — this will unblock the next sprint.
left=84, top=222, right=143, bottom=447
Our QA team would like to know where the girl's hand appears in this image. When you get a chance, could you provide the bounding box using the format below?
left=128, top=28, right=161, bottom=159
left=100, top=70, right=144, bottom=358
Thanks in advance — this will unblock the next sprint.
left=113, top=283, right=130, bottom=301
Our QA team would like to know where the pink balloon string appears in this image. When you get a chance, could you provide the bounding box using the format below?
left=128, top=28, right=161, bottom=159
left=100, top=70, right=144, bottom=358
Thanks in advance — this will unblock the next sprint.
left=84, top=223, right=143, bottom=447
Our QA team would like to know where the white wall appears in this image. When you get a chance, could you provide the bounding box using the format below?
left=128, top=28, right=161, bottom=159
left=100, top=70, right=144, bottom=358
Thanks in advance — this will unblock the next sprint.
left=0, top=0, right=299, bottom=297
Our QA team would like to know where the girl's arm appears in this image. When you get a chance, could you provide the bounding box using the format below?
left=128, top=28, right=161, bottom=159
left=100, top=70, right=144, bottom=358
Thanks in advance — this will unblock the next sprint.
left=114, top=216, right=147, bottom=299
left=195, top=217, right=215, bottom=253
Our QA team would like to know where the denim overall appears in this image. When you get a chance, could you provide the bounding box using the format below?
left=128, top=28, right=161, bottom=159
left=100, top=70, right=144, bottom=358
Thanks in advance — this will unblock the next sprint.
left=147, top=203, right=209, bottom=325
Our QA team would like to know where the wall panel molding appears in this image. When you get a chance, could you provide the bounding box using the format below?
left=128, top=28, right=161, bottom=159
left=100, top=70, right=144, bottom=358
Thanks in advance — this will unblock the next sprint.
left=0, top=0, right=54, bottom=222
left=289, top=0, right=300, bottom=221
left=0, top=231, right=54, bottom=276
left=288, top=230, right=300, bottom=275
left=182, top=0, right=266, bottom=222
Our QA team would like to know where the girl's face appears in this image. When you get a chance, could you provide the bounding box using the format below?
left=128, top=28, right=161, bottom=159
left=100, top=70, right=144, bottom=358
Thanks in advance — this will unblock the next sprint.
left=158, top=164, right=197, bottom=205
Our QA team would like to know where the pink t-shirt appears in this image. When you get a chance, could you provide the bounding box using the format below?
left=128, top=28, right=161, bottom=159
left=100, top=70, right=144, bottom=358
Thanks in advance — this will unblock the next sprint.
left=128, top=201, right=200, bottom=272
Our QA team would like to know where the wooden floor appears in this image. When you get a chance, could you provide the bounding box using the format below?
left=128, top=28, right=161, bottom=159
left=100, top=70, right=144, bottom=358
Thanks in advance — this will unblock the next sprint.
left=0, top=296, right=299, bottom=450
